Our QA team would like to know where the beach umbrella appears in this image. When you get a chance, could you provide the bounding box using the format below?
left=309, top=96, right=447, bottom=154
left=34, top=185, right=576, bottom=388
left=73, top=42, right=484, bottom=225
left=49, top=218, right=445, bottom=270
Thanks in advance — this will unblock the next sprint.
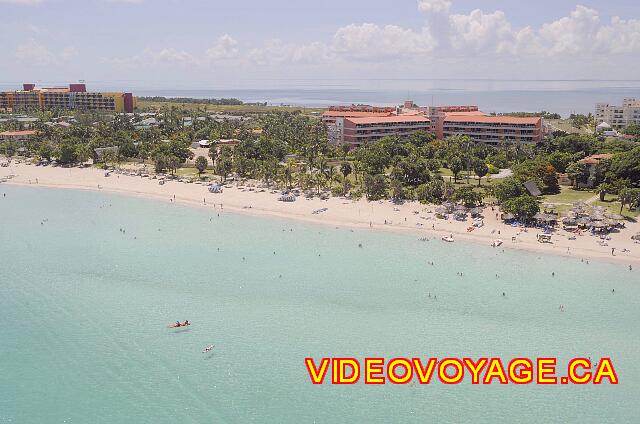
left=470, top=207, right=483, bottom=217
left=502, top=213, right=515, bottom=221
left=533, top=212, right=546, bottom=221
left=562, top=217, right=577, bottom=226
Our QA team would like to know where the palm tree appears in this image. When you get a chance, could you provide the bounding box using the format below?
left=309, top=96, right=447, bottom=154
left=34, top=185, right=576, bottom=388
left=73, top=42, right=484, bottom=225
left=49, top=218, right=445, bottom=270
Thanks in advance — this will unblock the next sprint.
left=340, top=161, right=352, bottom=180
left=474, top=162, right=489, bottom=186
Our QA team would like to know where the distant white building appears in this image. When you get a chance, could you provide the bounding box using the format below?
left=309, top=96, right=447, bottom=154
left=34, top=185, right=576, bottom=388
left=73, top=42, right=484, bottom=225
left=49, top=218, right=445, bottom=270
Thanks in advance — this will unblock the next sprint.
left=595, top=98, right=640, bottom=129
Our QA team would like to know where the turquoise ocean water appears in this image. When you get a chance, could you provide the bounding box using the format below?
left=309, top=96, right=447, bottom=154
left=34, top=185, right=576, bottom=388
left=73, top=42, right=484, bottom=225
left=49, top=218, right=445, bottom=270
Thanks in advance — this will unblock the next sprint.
left=0, top=186, right=638, bottom=423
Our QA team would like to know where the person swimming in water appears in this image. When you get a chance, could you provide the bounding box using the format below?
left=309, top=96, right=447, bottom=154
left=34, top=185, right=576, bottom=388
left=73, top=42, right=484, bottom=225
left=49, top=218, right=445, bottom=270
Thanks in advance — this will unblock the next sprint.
left=183, top=320, right=189, bottom=326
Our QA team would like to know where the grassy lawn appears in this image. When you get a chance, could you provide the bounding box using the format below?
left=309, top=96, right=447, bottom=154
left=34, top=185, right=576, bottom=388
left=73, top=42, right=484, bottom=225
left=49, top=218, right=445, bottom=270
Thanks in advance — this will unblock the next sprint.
left=592, top=194, right=639, bottom=219
left=175, top=167, right=218, bottom=180
left=546, top=119, right=593, bottom=135
left=541, top=187, right=595, bottom=205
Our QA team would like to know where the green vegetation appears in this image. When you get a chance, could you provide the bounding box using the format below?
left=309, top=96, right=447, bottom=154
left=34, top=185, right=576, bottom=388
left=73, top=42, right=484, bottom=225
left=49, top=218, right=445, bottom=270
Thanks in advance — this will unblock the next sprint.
left=136, top=99, right=324, bottom=115
left=541, top=187, right=595, bottom=204
left=2, top=104, right=639, bottom=219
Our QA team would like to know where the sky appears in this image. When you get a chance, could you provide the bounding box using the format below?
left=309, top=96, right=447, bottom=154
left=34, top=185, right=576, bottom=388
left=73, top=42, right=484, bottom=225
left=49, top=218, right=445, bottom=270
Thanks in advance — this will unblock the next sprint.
left=1, top=0, right=639, bottom=90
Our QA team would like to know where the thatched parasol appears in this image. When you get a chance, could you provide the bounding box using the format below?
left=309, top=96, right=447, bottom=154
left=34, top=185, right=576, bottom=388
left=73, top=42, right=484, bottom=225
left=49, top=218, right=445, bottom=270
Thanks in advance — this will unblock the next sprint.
left=576, top=217, right=592, bottom=225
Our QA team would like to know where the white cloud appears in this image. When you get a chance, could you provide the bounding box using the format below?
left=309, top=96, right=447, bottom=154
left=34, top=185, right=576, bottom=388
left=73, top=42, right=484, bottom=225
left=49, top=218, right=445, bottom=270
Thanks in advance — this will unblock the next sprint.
left=538, top=5, right=600, bottom=55
left=417, top=0, right=451, bottom=14
left=97, top=2, right=640, bottom=79
left=15, top=39, right=76, bottom=66
left=206, top=34, right=239, bottom=61
left=595, top=17, right=640, bottom=54
left=245, top=39, right=332, bottom=67
left=449, top=10, right=513, bottom=52
left=145, top=48, right=197, bottom=65
left=332, top=23, right=436, bottom=60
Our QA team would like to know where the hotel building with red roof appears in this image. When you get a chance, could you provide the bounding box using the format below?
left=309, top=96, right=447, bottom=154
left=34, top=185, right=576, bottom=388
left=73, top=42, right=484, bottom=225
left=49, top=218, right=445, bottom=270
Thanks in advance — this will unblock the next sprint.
left=442, top=114, right=543, bottom=145
left=334, top=114, right=432, bottom=147
left=324, top=101, right=545, bottom=147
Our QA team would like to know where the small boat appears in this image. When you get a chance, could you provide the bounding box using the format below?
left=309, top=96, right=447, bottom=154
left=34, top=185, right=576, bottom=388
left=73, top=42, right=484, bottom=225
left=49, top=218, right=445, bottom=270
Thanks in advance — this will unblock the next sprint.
left=202, top=344, right=214, bottom=353
left=492, top=239, right=503, bottom=247
left=441, top=235, right=454, bottom=243
left=167, top=322, right=191, bottom=328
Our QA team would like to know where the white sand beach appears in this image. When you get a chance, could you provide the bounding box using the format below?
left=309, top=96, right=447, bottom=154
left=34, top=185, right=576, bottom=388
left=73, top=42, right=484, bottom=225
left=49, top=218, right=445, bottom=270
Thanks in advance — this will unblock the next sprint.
left=2, top=162, right=639, bottom=266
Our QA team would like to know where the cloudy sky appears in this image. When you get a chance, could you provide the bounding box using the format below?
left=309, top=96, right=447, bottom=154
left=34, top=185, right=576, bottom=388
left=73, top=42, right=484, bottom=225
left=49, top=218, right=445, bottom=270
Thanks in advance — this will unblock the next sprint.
left=2, top=0, right=639, bottom=89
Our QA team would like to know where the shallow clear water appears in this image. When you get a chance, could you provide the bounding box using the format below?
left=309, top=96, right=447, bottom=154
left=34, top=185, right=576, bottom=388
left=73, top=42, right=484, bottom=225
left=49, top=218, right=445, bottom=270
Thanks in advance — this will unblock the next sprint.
left=0, top=186, right=638, bottom=423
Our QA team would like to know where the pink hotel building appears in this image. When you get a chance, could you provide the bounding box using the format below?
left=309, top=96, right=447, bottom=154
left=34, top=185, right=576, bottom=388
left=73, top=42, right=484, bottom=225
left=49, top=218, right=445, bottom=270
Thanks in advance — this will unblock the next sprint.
left=322, top=104, right=544, bottom=148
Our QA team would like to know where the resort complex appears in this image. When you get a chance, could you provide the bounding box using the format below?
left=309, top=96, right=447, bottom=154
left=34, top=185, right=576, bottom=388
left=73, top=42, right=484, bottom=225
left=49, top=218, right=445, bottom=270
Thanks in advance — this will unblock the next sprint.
left=3, top=0, right=640, bottom=420
left=0, top=83, right=136, bottom=113
left=595, top=98, right=640, bottom=129
left=323, top=102, right=545, bottom=147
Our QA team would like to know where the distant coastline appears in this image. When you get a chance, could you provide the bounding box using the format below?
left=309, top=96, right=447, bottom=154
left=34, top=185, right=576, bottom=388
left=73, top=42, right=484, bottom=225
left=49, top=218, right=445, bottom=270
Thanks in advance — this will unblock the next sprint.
left=4, top=79, right=640, bottom=115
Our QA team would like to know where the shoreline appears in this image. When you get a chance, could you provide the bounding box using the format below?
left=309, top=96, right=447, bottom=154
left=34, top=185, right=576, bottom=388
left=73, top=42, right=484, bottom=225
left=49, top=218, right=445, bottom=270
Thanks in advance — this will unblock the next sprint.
left=2, top=163, right=639, bottom=267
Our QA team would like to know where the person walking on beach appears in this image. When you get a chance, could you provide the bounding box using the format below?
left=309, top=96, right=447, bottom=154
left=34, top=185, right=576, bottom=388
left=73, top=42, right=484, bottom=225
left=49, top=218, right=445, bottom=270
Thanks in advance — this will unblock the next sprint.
left=611, top=248, right=615, bottom=256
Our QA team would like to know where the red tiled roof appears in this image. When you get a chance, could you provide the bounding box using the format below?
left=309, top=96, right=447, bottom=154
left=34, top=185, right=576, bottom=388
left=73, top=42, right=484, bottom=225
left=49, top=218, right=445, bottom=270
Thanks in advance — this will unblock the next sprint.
left=444, top=115, right=541, bottom=125
left=345, top=115, right=431, bottom=125
left=578, top=154, right=613, bottom=165
left=0, top=130, right=37, bottom=136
